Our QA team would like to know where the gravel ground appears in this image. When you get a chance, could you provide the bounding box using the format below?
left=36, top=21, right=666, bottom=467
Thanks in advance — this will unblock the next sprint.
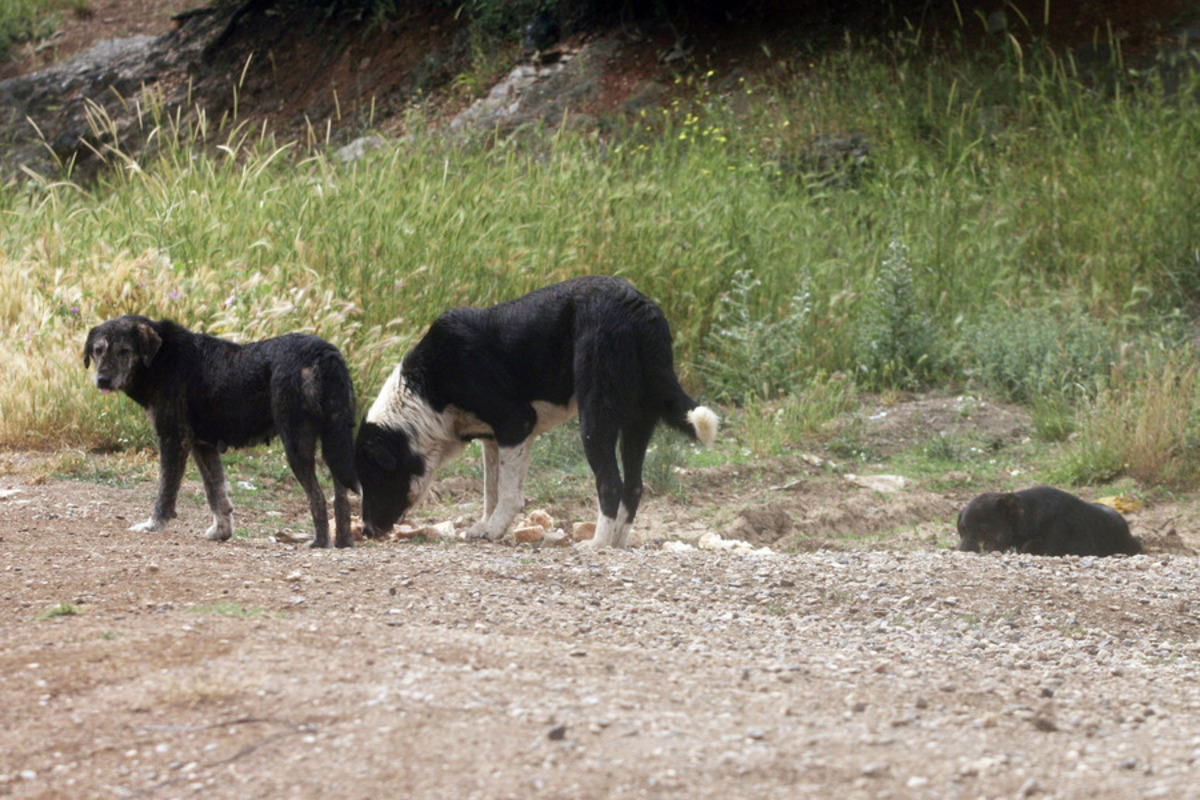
left=2, top=471, right=1199, bottom=799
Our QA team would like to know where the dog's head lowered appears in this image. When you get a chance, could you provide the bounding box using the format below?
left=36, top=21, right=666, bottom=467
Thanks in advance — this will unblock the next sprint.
left=354, top=419, right=427, bottom=538
left=956, top=492, right=1023, bottom=553
left=83, top=316, right=162, bottom=394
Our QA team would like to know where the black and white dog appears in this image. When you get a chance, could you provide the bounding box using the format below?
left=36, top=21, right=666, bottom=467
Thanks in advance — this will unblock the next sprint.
left=354, top=275, right=718, bottom=548
left=84, top=315, right=359, bottom=548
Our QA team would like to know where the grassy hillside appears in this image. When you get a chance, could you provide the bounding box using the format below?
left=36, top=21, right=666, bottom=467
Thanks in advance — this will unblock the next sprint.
left=2, top=32, right=1199, bottom=486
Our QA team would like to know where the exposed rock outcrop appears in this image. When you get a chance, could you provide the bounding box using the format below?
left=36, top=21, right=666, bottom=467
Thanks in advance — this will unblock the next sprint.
left=0, top=10, right=227, bottom=182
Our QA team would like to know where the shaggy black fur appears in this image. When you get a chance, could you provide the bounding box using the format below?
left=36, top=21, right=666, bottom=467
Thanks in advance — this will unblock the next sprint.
left=957, top=486, right=1142, bottom=557
left=355, top=275, right=717, bottom=547
left=84, top=315, right=358, bottom=547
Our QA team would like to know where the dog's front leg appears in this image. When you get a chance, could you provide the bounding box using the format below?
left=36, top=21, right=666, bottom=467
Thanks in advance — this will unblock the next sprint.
left=481, top=439, right=500, bottom=520
left=131, top=435, right=187, bottom=533
left=192, top=442, right=234, bottom=541
left=466, top=439, right=533, bottom=541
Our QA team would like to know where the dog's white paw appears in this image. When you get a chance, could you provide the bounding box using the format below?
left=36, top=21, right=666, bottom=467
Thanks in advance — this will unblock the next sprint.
left=465, top=522, right=506, bottom=541
left=206, top=522, right=233, bottom=542
left=129, top=518, right=165, bottom=533
left=574, top=537, right=627, bottom=550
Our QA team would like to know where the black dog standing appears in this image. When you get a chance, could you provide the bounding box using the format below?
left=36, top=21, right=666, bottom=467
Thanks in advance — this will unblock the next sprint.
left=957, top=485, right=1142, bottom=557
left=84, top=315, right=359, bottom=547
left=354, top=275, right=718, bottom=548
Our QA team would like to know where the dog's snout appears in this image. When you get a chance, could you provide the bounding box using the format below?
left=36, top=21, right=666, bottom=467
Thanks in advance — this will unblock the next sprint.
left=361, top=518, right=385, bottom=540
left=360, top=510, right=396, bottom=540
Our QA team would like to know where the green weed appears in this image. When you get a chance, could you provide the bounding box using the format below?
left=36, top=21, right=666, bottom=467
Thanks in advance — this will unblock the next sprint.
left=643, top=432, right=691, bottom=500
left=923, top=432, right=967, bottom=463
left=39, top=602, right=80, bottom=620
left=189, top=601, right=267, bottom=618
left=740, top=376, right=857, bottom=458
left=826, top=415, right=874, bottom=464
left=761, top=600, right=789, bottom=617
left=959, top=307, right=1118, bottom=405
left=1031, top=394, right=1077, bottom=443
left=855, top=239, right=943, bottom=391
left=0, top=0, right=67, bottom=60
left=700, top=268, right=814, bottom=403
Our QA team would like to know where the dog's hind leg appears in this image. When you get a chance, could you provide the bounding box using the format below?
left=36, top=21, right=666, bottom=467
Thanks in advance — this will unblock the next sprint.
left=192, top=442, right=234, bottom=541
left=282, top=431, right=336, bottom=548
left=612, top=421, right=655, bottom=548
left=132, top=435, right=187, bottom=533
left=579, top=416, right=624, bottom=548
left=332, top=477, right=353, bottom=548
left=466, top=438, right=533, bottom=541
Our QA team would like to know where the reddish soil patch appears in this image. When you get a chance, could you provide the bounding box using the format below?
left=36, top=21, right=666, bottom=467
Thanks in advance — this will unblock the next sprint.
left=5, top=0, right=1193, bottom=152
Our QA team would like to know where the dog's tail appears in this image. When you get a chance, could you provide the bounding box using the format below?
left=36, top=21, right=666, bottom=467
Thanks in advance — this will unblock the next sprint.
left=315, top=351, right=361, bottom=494
left=663, top=384, right=719, bottom=447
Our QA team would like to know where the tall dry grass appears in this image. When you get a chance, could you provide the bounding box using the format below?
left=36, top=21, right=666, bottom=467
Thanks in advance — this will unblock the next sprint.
left=1, top=26, right=1198, bottom=484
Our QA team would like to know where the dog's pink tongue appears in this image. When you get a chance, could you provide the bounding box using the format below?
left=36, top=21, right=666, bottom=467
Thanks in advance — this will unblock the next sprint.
left=98, top=388, right=113, bottom=394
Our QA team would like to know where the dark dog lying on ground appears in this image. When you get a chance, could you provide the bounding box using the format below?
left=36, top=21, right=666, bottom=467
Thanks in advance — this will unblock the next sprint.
left=354, top=275, right=718, bottom=548
left=957, top=485, right=1142, bottom=556
left=84, top=315, right=359, bottom=547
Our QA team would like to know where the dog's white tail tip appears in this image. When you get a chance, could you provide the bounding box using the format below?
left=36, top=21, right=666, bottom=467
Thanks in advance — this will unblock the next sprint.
left=687, top=406, right=719, bottom=447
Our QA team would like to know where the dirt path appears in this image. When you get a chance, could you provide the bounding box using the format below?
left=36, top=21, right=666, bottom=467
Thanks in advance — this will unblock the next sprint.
left=2, top=468, right=1199, bottom=799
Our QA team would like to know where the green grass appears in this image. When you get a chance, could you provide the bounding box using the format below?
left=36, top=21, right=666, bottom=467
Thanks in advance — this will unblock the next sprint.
left=0, top=0, right=76, bottom=60
left=44, top=447, right=157, bottom=486
left=1053, top=352, right=1200, bottom=490
left=891, top=431, right=1043, bottom=492
left=2, top=28, right=1199, bottom=488
left=189, top=601, right=267, bottom=618
left=38, top=601, right=81, bottom=620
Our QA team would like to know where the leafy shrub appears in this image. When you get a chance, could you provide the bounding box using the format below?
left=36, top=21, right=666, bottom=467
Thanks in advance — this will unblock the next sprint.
left=959, top=307, right=1117, bottom=404
left=699, top=269, right=814, bottom=404
left=854, top=240, right=942, bottom=390
left=461, top=0, right=551, bottom=44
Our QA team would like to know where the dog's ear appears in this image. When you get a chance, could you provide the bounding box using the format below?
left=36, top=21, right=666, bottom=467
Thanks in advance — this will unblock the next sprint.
left=363, top=438, right=397, bottom=472
left=83, top=327, right=98, bottom=368
left=136, top=322, right=162, bottom=367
